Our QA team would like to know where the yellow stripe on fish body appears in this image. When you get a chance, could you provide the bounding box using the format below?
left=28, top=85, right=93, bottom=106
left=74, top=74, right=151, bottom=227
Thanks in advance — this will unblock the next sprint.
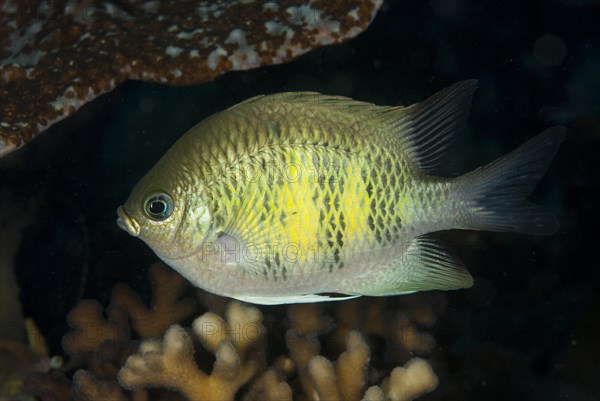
left=211, top=123, right=409, bottom=278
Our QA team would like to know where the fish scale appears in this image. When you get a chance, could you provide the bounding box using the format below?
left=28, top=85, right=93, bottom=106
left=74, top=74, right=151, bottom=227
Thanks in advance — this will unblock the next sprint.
left=215, top=140, right=411, bottom=276
left=117, top=81, right=565, bottom=304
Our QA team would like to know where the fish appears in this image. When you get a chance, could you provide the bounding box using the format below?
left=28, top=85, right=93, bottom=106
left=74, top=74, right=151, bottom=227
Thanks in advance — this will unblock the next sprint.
left=116, top=80, right=565, bottom=305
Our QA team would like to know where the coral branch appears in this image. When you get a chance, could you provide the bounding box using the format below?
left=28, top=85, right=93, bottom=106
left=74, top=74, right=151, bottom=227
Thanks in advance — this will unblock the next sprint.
left=362, top=386, right=386, bottom=401
left=24, top=268, right=442, bottom=401
left=385, top=358, right=439, bottom=401
left=119, top=325, right=209, bottom=399
left=299, top=328, right=438, bottom=401
left=286, top=329, right=320, bottom=397
left=304, top=330, right=369, bottom=401
left=62, top=301, right=130, bottom=356
left=112, top=263, right=196, bottom=339
left=246, top=369, right=293, bottom=401
left=308, top=355, right=340, bottom=400
left=336, top=331, right=370, bottom=401
left=331, top=295, right=442, bottom=361
left=23, top=371, right=72, bottom=401
left=72, top=369, right=128, bottom=401
left=119, top=301, right=265, bottom=401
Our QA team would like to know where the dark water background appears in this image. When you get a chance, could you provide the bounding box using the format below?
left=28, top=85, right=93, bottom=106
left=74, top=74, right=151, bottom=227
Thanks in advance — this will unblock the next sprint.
left=1, top=0, right=599, bottom=399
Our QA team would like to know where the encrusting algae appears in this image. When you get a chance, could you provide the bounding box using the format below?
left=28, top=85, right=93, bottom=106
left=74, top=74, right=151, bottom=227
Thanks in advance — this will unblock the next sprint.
left=22, top=263, right=442, bottom=401
left=0, top=0, right=384, bottom=157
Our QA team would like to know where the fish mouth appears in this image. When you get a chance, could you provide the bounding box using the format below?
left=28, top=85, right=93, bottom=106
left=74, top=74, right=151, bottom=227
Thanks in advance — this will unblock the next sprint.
left=116, top=206, right=140, bottom=237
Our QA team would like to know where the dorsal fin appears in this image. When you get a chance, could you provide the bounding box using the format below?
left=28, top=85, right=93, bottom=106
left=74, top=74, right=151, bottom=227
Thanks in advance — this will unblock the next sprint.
left=398, top=80, right=478, bottom=173
left=229, top=81, right=478, bottom=174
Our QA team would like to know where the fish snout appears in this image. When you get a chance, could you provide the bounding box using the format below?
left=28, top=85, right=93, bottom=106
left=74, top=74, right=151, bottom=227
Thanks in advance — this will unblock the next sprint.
left=116, top=206, right=140, bottom=237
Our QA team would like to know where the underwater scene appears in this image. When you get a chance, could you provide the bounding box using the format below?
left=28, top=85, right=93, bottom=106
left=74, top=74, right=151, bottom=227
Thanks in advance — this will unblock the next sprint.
left=1, top=0, right=599, bottom=400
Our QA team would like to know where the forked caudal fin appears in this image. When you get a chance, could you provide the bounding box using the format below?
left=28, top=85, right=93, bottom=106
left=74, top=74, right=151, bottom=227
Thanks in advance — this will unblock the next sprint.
left=457, top=126, right=566, bottom=235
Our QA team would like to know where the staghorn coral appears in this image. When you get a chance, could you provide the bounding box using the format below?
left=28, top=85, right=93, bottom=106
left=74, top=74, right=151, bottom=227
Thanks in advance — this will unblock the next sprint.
left=329, top=294, right=444, bottom=364
left=23, top=263, right=442, bottom=401
left=305, top=331, right=371, bottom=400
left=0, top=0, right=383, bottom=157
left=71, top=370, right=128, bottom=401
left=119, top=302, right=263, bottom=401
left=383, top=358, right=439, bottom=401
left=24, top=369, right=72, bottom=401
left=243, top=367, right=294, bottom=401
left=24, top=263, right=196, bottom=401
left=62, top=300, right=130, bottom=356
left=112, top=263, right=197, bottom=339
left=280, top=303, right=438, bottom=401
left=119, top=305, right=437, bottom=401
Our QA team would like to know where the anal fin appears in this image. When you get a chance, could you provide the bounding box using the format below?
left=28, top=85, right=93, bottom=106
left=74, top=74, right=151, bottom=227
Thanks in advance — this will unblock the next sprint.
left=359, top=236, right=473, bottom=296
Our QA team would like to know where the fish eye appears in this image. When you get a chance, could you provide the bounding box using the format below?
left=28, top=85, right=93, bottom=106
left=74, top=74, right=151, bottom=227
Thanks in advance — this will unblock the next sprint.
left=143, top=193, right=174, bottom=220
